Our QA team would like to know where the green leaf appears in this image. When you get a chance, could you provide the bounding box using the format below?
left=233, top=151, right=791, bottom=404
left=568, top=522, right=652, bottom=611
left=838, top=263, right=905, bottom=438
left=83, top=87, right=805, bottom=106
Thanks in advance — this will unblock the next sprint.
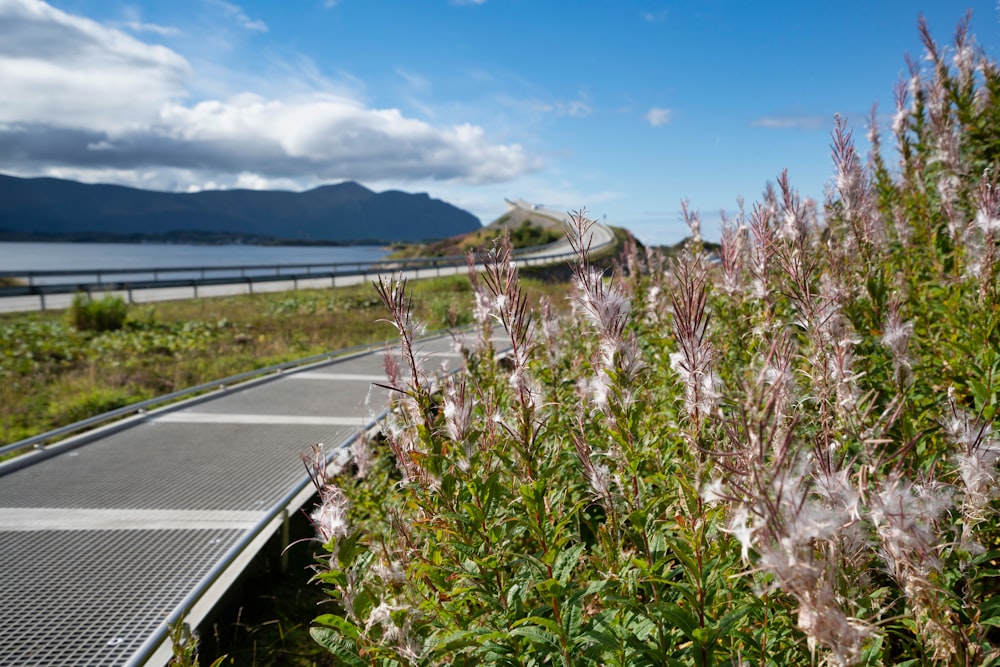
left=716, top=605, right=751, bottom=637
left=510, top=624, right=563, bottom=652
left=309, top=627, right=366, bottom=667
left=553, top=543, right=586, bottom=584
left=562, top=595, right=583, bottom=637
left=428, top=627, right=505, bottom=652
left=312, top=614, right=361, bottom=640
left=655, top=603, right=698, bottom=640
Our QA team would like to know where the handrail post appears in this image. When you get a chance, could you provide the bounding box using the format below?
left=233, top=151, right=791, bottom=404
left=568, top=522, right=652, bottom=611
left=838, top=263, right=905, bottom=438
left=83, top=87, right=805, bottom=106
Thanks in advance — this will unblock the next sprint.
left=280, top=508, right=290, bottom=574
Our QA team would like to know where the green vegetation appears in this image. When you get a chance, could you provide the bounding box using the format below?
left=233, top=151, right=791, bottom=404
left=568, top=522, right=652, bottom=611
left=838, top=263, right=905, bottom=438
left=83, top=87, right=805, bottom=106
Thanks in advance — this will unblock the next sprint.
left=299, top=16, right=1000, bottom=667
left=0, top=276, right=572, bottom=448
left=67, top=293, right=129, bottom=332
left=390, top=217, right=564, bottom=259
left=462, top=219, right=562, bottom=251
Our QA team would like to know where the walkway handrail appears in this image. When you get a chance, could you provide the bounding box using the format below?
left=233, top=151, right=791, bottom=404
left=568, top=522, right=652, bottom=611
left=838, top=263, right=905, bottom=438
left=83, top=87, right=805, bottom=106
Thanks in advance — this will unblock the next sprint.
left=121, top=409, right=388, bottom=667
left=0, top=338, right=394, bottom=460
left=125, top=329, right=507, bottom=667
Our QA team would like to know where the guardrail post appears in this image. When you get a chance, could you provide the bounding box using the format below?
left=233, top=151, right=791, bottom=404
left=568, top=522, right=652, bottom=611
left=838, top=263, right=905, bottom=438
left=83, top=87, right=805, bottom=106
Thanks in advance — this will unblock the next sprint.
left=39, top=292, right=46, bottom=311
left=127, top=286, right=133, bottom=304
left=280, top=508, right=290, bottom=574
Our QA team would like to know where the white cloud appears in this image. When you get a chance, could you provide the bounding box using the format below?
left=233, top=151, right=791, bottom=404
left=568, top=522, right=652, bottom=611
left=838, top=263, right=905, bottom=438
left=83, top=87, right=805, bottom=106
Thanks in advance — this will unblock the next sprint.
left=750, top=114, right=828, bottom=131
left=641, top=10, right=668, bottom=23
left=0, top=0, right=191, bottom=130
left=120, top=20, right=181, bottom=37
left=208, top=0, right=268, bottom=32
left=644, top=107, right=672, bottom=127
left=0, top=0, right=540, bottom=188
left=562, top=95, right=592, bottom=118
left=450, top=0, right=487, bottom=5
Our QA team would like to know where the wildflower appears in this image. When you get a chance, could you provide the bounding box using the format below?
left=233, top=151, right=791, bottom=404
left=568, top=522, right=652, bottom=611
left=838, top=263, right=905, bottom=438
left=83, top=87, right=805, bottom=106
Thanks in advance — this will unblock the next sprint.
left=572, top=432, right=615, bottom=510
left=311, top=485, right=350, bottom=543
left=870, top=474, right=952, bottom=585
left=944, top=391, right=1000, bottom=546
left=373, top=558, right=407, bottom=588
left=574, top=267, right=630, bottom=339
left=680, top=199, right=702, bottom=245
left=723, top=506, right=757, bottom=562
left=881, top=299, right=914, bottom=385
left=302, top=444, right=352, bottom=543
left=973, top=169, right=1000, bottom=234
left=442, top=376, right=473, bottom=444
left=351, top=433, right=373, bottom=480
left=719, top=206, right=748, bottom=296
left=700, top=477, right=726, bottom=505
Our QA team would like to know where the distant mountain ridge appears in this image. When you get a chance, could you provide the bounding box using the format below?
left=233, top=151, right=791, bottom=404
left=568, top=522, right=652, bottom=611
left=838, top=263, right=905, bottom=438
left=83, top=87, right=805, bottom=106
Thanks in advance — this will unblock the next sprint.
left=0, top=174, right=481, bottom=244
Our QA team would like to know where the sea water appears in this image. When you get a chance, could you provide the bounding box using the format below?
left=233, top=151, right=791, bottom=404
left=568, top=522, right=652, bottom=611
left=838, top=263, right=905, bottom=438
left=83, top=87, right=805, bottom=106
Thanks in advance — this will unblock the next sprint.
left=0, top=241, right=389, bottom=284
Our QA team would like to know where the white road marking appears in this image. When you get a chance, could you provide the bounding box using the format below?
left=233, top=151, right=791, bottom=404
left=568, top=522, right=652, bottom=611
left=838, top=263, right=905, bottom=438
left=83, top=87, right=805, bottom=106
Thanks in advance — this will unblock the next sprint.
left=152, top=412, right=365, bottom=425
left=289, top=372, right=386, bottom=381
left=0, top=507, right=263, bottom=531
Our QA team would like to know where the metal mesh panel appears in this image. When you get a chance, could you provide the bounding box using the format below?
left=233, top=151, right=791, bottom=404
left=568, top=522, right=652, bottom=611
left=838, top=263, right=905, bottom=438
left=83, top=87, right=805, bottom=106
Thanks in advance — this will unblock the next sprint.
left=0, top=528, right=240, bottom=667
left=0, top=423, right=351, bottom=511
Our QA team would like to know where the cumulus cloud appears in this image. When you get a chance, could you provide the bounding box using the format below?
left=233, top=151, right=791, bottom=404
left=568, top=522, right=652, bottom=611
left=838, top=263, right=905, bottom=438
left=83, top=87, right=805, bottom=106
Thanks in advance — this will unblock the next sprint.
left=644, top=107, right=672, bottom=127
left=750, top=114, right=829, bottom=131
left=0, top=0, right=540, bottom=188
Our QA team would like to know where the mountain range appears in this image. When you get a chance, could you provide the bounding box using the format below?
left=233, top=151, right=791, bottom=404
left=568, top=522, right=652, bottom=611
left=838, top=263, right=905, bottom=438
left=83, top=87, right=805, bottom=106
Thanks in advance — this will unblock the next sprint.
left=0, top=174, right=481, bottom=244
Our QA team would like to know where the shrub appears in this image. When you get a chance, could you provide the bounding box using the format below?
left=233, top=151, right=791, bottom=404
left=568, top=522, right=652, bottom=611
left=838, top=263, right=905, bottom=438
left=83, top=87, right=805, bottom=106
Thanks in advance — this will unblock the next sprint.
left=310, top=15, right=1000, bottom=665
left=67, top=293, right=128, bottom=332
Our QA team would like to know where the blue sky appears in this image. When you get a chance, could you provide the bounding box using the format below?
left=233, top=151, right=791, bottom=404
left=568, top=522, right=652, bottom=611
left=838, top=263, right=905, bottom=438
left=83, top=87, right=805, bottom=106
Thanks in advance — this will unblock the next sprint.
left=2, top=1, right=999, bottom=245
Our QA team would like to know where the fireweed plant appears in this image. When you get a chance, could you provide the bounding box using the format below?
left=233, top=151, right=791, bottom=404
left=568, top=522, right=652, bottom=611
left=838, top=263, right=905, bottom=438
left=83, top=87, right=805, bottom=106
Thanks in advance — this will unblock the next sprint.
left=305, top=16, right=1000, bottom=667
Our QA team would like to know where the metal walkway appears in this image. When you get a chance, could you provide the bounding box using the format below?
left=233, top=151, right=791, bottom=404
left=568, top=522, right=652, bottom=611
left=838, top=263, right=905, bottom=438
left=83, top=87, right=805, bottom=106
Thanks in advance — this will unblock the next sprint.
left=0, top=331, right=477, bottom=666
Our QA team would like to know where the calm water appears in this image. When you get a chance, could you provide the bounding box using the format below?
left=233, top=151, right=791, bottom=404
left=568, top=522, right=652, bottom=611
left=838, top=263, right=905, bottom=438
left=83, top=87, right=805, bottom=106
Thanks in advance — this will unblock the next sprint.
left=0, top=241, right=388, bottom=273
left=0, top=242, right=391, bottom=285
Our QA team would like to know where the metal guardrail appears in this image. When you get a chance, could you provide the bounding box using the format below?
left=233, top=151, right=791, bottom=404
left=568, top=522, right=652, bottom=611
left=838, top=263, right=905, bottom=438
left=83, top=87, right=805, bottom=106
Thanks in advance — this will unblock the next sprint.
left=0, top=224, right=617, bottom=299
left=0, top=338, right=393, bottom=460
left=0, top=235, right=617, bottom=314
left=0, top=239, right=569, bottom=289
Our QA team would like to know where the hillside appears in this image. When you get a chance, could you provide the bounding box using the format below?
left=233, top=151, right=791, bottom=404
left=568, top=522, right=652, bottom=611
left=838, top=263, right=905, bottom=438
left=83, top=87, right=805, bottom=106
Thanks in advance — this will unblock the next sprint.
left=0, top=174, right=481, bottom=244
left=388, top=201, right=568, bottom=258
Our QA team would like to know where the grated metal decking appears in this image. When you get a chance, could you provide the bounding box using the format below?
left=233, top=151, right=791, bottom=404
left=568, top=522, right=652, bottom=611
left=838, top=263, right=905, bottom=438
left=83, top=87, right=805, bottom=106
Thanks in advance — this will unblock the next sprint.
left=0, top=332, right=476, bottom=666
